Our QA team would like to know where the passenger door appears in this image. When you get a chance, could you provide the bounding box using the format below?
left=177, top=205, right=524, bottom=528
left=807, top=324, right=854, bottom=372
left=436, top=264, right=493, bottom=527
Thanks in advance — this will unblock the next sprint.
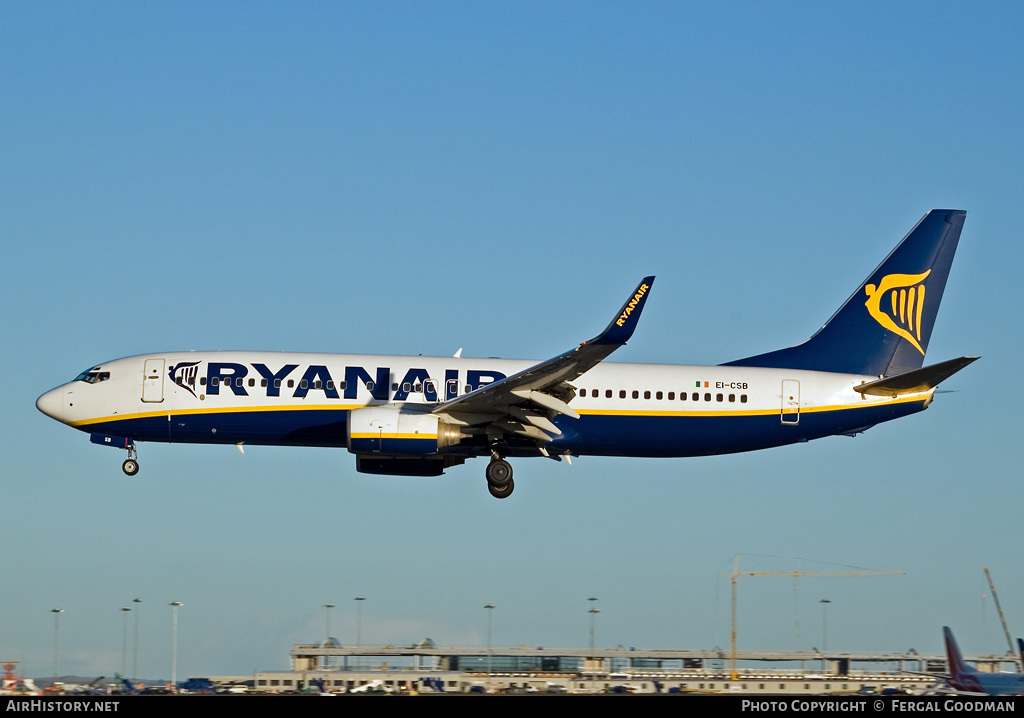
left=781, top=379, right=800, bottom=424
left=142, top=359, right=165, bottom=403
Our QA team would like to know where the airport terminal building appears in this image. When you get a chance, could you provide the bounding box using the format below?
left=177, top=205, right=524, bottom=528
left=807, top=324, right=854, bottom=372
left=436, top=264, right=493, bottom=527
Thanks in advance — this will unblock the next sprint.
left=223, top=640, right=1019, bottom=695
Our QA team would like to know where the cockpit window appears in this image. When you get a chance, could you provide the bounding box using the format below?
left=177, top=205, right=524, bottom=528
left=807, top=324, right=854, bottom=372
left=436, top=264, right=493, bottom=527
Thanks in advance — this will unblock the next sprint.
left=75, top=368, right=110, bottom=384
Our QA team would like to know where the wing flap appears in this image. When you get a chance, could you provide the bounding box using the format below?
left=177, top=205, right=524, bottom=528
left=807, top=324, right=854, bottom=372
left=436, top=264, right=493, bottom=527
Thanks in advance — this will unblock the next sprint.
left=509, top=389, right=580, bottom=419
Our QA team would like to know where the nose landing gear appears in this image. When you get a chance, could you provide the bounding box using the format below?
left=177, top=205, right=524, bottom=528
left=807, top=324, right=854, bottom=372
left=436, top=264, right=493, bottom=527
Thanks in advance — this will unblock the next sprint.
left=121, top=445, right=140, bottom=476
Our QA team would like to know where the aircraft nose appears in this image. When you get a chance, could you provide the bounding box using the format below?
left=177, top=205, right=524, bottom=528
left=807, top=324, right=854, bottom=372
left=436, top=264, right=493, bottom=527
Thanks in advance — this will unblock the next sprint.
left=36, top=387, right=64, bottom=422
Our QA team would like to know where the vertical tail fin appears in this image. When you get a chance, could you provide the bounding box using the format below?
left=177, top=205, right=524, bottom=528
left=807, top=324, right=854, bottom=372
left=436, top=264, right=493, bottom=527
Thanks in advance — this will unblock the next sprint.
left=944, top=626, right=975, bottom=677
left=724, top=210, right=966, bottom=376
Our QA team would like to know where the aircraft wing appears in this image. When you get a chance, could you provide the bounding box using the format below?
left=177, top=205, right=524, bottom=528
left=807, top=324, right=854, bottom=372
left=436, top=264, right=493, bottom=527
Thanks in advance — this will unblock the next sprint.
left=431, top=277, right=654, bottom=445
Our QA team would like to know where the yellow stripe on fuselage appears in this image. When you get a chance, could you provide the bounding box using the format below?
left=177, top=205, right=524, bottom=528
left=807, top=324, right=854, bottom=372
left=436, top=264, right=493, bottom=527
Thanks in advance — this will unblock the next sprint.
left=350, top=433, right=439, bottom=440
left=68, top=403, right=357, bottom=428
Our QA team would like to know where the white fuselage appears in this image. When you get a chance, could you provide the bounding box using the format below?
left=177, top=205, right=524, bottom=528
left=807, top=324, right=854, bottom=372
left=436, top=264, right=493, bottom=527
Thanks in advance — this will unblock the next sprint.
left=36, top=351, right=932, bottom=459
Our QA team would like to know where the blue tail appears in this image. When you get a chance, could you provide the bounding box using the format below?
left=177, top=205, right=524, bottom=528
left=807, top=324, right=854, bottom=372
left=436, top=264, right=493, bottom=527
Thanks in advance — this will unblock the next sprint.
left=724, top=210, right=966, bottom=376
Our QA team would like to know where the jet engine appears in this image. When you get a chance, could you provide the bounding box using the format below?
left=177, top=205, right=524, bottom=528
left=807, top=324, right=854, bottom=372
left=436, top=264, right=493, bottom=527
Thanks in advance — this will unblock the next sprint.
left=346, top=406, right=465, bottom=457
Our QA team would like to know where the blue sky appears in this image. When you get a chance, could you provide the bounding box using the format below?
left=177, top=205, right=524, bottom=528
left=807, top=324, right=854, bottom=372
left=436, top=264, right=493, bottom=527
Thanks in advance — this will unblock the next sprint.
left=3, top=2, right=1022, bottom=680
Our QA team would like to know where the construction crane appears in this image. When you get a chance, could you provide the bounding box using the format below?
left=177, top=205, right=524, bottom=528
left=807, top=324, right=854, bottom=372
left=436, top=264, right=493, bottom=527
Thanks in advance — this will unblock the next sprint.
left=983, top=567, right=1018, bottom=668
left=722, top=554, right=906, bottom=679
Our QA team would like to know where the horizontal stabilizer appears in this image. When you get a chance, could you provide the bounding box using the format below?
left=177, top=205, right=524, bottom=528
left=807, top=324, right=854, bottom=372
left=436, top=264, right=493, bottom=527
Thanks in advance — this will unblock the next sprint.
left=854, top=356, right=979, bottom=397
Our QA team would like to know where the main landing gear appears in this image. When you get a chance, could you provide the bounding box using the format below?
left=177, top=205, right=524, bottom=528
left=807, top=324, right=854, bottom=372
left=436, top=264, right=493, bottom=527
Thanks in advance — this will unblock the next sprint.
left=121, top=445, right=140, bottom=476
left=485, top=456, right=514, bottom=499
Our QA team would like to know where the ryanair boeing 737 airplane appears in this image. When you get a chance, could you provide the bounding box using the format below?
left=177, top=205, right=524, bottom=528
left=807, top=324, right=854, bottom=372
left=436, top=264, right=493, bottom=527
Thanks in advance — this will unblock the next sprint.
left=37, top=210, right=977, bottom=498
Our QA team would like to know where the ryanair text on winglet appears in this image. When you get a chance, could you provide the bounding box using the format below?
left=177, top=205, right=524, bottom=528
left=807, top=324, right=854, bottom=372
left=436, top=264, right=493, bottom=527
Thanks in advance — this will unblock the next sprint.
left=616, top=283, right=650, bottom=327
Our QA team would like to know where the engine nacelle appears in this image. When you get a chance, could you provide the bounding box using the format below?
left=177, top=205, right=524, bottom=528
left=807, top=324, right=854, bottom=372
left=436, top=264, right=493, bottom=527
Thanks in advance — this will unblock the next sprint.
left=346, top=406, right=464, bottom=457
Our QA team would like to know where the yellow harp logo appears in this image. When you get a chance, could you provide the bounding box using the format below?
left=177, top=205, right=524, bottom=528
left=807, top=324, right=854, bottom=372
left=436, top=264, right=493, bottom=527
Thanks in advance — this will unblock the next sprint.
left=864, top=270, right=931, bottom=354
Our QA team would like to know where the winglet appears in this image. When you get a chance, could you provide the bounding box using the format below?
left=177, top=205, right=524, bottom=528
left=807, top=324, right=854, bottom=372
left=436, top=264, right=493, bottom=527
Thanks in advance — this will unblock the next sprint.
left=590, top=276, right=655, bottom=346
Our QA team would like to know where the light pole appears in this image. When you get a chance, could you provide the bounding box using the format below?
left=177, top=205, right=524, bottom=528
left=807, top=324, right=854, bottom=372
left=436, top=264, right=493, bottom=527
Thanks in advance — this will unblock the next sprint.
left=354, top=597, right=365, bottom=647
left=484, top=604, right=494, bottom=679
left=132, top=598, right=142, bottom=686
left=587, top=597, right=599, bottom=660
left=50, top=608, right=63, bottom=684
left=120, top=607, right=131, bottom=677
left=169, top=601, right=183, bottom=693
left=323, top=603, right=335, bottom=643
left=820, top=598, right=831, bottom=671
left=322, top=603, right=335, bottom=670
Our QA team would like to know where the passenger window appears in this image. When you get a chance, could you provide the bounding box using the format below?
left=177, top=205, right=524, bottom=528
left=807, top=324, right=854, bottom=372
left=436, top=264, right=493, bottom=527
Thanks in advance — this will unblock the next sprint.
left=668, top=392, right=675, bottom=400
left=656, top=391, right=663, bottom=400
left=716, top=393, right=723, bottom=402
left=692, top=392, right=699, bottom=401
left=605, top=390, right=612, bottom=398
left=632, top=390, right=639, bottom=399
left=704, top=393, right=711, bottom=402
left=619, top=390, right=626, bottom=399
left=287, top=379, right=294, bottom=388
left=644, top=391, right=651, bottom=400
left=729, top=394, right=735, bottom=402
left=248, top=378, right=256, bottom=387
left=740, top=394, right=748, bottom=403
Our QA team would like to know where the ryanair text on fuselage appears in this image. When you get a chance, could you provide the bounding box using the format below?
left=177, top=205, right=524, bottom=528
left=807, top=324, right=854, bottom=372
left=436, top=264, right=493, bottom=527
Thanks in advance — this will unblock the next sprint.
left=178, top=361, right=507, bottom=403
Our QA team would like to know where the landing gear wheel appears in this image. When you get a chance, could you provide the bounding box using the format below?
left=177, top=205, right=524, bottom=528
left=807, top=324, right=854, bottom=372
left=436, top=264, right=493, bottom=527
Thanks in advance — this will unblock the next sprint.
left=485, top=458, right=513, bottom=487
left=487, top=479, right=514, bottom=499
left=122, top=459, right=139, bottom=476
